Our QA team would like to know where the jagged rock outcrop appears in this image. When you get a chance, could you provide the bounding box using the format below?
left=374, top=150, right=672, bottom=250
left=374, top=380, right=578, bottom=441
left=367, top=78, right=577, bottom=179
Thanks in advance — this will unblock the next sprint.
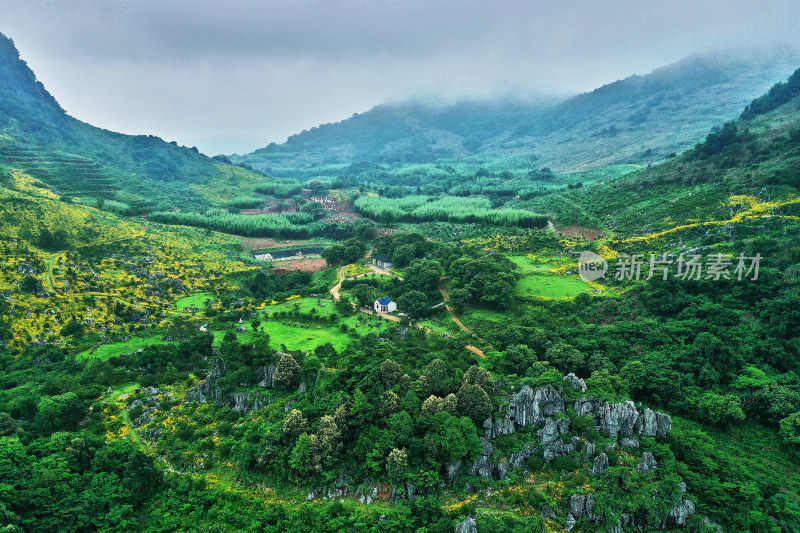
left=483, top=414, right=515, bottom=439
left=358, top=486, right=378, bottom=504
left=641, top=407, right=672, bottom=437
left=575, top=397, right=671, bottom=440
left=564, top=373, right=588, bottom=392
left=592, top=452, right=609, bottom=476
left=446, top=460, right=462, bottom=484
left=232, top=392, right=248, bottom=415
left=569, top=493, right=596, bottom=520
left=455, top=516, right=477, bottom=533
left=637, top=451, right=658, bottom=472
left=541, top=505, right=557, bottom=520
left=509, top=443, right=535, bottom=468
left=620, top=437, right=640, bottom=448
left=538, top=418, right=574, bottom=461
left=565, top=513, right=577, bottom=531
left=665, top=499, right=697, bottom=528
left=584, top=441, right=596, bottom=458
left=600, top=401, right=642, bottom=438
left=256, top=364, right=276, bottom=388
left=509, top=384, right=565, bottom=427
left=575, top=396, right=602, bottom=417
left=148, top=427, right=163, bottom=441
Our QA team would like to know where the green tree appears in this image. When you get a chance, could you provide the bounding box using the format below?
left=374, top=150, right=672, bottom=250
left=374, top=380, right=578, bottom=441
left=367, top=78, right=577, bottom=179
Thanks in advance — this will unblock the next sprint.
left=779, top=412, right=800, bottom=445
left=354, top=219, right=377, bottom=241
left=405, top=259, right=442, bottom=293
left=697, top=392, right=746, bottom=427
left=456, top=383, right=493, bottom=423
left=386, top=448, right=409, bottom=483
left=398, top=290, right=430, bottom=319
left=289, top=433, right=319, bottom=479
left=273, top=353, right=301, bottom=390
left=35, top=392, right=84, bottom=432
left=283, top=409, right=309, bottom=441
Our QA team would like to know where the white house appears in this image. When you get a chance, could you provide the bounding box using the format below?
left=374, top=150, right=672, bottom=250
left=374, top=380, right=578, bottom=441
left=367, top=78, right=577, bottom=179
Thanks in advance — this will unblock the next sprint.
left=374, top=296, right=397, bottom=313
left=372, top=254, right=394, bottom=270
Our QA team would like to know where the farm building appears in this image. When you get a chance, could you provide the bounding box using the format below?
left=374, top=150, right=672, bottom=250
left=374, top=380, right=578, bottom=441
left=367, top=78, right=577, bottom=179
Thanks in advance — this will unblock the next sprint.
left=374, top=296, right=397, bottom=313
left=372, top=254, right=394, bottom=270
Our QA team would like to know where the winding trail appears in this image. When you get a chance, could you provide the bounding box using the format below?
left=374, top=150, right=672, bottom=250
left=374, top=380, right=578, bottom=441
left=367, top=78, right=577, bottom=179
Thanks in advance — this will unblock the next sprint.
left=437, top=278, right=490, bottom=357
left=329, top=266, right=346, bottom=302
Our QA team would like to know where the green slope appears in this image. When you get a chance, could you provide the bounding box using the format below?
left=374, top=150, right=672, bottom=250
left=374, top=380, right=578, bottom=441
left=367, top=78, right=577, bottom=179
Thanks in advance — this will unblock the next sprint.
left=0, top=33, right=269, bottom=212
left=233, top=50, right=800, bottom=179
left=526, top=64, right=800, bottom=237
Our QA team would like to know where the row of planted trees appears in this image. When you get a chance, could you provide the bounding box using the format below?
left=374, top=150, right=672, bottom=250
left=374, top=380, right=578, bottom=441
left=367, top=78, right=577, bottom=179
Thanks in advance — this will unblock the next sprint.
left=149, top=209, right=321, bottom=238
left=354, top=195, right=548, bottom=228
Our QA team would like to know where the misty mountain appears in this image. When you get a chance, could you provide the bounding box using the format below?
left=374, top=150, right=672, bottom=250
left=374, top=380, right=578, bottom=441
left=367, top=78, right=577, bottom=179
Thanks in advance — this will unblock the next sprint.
left=233, top=50, right=800, bottom=176
left=0, top=33, right=266, bottom=212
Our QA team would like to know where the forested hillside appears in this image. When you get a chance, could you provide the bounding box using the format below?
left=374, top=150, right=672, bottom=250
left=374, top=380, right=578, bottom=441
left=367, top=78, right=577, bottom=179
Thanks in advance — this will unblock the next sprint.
left=0, top=33, right=268, bottom=212
left=233, top=50, right=799, bottom=178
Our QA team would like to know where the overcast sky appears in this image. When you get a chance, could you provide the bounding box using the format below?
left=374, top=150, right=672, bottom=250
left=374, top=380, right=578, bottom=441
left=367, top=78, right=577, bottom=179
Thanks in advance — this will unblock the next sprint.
left=1, top=0, right=800, bottom=155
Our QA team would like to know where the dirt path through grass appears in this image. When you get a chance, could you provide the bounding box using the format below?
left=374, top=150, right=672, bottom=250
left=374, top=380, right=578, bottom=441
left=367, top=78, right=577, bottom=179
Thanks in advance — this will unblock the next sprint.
left=438, top=278, right=489, bottom=356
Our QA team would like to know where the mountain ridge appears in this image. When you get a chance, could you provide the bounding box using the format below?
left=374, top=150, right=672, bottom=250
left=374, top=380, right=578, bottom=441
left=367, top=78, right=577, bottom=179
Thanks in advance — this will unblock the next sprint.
left=0, top=32, right=269, bottom=212
left=234, top=49, right=800, bottom=176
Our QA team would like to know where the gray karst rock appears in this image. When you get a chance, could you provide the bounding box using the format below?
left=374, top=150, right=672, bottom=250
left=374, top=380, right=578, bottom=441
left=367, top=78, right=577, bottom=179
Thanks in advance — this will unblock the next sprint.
left=446, top=460, right=462, bottom=484
left=666, top=499, right=697, bottom=527
left=584, top=441, right=596, bottom=458
left=469, top=454, right=493, bottom=480
left=620, top=437, right=640, bottom=448
left=641, top=407, right=672, bottom=437
left=455, top=516, right=477, bottom=533
left=496, top=458, right=509, bottom=480
left=564, top=372, right=588, bottom=392
left=250, top=394, right=263, bottom=413
left=569, top=493, right=596, bottom=520
left=541, top=504, right=557, bottom=520
left=133, top=414, right=154, bottom=427
left=509, top=385, right=564, bottom=427
left=406, top=482, right=416, bottom=500
left=232, top=392, right=248, bottom=414
left=592, top=453, right=609, bottom=476
left=359, top=485, right=378, bottom=505
left=509, top=443, right=535, bottom=468
left=637, top=451, right=658, bottom=472
left=186, top=388, right=207, bottom=403
left=565, top=513, right=577, bottom=531
left=483, top=415, right=515, bottom=439
left=600, top=401, right=642, bottom=438
left=256, top=364, right=276, bottom=388
left=538, top=417, right=574, bottom=461
left=575, top=396, right=601, bottom=418
left=148, top=427, right=163, bottom=441
left=481, top=437, right=493, bottom=456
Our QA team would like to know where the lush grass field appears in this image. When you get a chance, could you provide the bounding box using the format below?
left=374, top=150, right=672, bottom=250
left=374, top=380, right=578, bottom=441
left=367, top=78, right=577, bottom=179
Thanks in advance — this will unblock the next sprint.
left=78, top=336, right=174, bottom=361
left=517, top=273, right=590, bottom=298
left=174, top=292, right=215, bottom=310
left=508, top=254, right=591, bottom=298
left=211, top=297, right=396, bottom=352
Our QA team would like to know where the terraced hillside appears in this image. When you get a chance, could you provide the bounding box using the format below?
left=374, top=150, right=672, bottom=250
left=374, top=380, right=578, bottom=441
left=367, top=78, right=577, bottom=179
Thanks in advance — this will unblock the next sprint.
left=0, top=33, right=269, bottom=211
